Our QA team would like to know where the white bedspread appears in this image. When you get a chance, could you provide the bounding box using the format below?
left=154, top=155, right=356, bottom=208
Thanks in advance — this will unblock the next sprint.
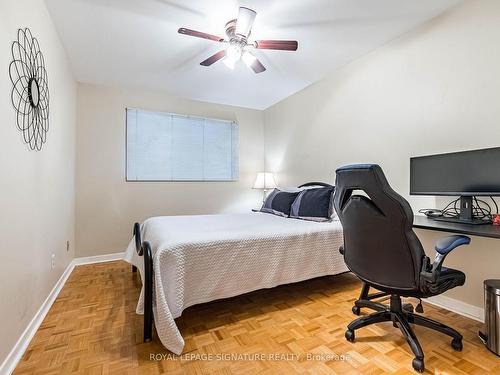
left=124, top=212, right=347, bottom=354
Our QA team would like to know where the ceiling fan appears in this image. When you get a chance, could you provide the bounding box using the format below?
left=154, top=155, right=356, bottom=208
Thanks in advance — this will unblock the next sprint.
left=178, top=7, right=298, bottom=73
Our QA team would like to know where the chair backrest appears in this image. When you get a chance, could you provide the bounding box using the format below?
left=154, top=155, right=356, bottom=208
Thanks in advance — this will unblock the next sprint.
left=334, top=164, right=425, bottom=291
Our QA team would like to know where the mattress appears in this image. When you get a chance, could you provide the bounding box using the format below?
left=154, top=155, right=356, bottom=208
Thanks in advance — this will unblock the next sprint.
left=124, top=212, right=347, bottom=354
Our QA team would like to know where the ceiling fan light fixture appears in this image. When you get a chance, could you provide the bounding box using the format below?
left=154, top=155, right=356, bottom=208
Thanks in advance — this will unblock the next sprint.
left=224, top=44, right=241, bottom=69
left=226, top=44, right=241, bottom=60
left=223, top=57, right=236, bottom=69
left=235, top=7, right=257, bottom=37
left=242, top=51, right=256, bottom=67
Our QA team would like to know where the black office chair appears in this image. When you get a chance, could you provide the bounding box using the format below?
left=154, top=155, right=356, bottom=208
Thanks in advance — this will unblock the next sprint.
left=333, top=164, right=470, bottom=373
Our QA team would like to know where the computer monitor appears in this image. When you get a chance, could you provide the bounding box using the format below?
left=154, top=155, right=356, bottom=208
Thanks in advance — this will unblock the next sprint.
left=410, top=147, right=500, bottom=224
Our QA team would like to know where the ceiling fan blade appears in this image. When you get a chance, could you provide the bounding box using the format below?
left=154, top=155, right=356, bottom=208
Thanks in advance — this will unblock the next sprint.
left=249, top=57, right=266, bottom=74
left=254, top=40, right=298, bottom=51
left=178, top=27, right=224, bottom=42
left=200, top=50, right=226, bottom=66
left=235, top=7, right=257, bottom=38
left=242, top=51, right=265, bottom=73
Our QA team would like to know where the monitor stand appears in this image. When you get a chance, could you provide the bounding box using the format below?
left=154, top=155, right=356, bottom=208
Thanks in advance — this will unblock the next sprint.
left=431, top=196, right=492, bottom=225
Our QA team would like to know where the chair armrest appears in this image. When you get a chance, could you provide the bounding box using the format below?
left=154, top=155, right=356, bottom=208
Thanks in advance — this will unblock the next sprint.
left=435, top=235, right=470, bottom=255
left=421, top=235, right=470, bottom=284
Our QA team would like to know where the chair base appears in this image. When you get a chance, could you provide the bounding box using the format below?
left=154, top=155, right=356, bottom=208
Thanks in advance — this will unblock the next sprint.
left=353, top=282, right=414, bottom=315
left=346, top=294, right=463, bottom=373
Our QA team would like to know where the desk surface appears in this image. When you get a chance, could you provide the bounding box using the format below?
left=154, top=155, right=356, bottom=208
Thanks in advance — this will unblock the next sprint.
left=413, top=215, right=500, bottom=239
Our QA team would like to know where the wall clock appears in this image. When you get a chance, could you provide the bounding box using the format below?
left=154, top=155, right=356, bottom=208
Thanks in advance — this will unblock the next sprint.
left=9, top=28, right=50, bottom=151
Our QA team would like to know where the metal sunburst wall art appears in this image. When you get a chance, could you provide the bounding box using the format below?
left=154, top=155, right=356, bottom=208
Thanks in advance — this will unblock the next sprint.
left=9, top=28, right=50, bottom=151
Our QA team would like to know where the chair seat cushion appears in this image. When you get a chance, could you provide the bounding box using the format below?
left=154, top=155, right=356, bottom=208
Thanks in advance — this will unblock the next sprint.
left=385, top=267, right=466, bottom=298
left=425, top=267, right=466, bottom=296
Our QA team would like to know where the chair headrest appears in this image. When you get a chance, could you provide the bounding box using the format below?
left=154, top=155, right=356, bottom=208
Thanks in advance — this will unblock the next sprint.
left=335, top=163, right=413, bottom=222
left=335, top=164, right=389, bottom=192
left=336, top=164, right=379, bottom=172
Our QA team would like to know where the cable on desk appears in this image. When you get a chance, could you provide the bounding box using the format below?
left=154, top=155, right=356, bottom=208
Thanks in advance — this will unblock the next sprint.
left=419, top=196, right=495, bottom=220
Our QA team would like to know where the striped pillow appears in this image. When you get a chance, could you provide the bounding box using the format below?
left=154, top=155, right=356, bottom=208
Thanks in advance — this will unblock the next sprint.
left=260, top=189, right=300, bottom=217
left=290, top=186, right=335, bottom=222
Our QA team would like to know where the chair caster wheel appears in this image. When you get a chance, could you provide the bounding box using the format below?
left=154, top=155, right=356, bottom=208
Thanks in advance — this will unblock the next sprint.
left=451, top=338, right=463, bottom=351
left=352, top=306, right=361, bottom=315
left=412, top=358, right=425, bottom=373
left=345, top=329, right=355, bottom=342
left=403, top=303, right=414, bottom=313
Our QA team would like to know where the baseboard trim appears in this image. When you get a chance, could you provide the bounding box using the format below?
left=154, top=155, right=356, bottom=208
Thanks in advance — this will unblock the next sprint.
left=73, top=252, right=124, bottom=266
left=0, top=252, right=124, bottom=375
left=425, top=294, right=484, bottom=323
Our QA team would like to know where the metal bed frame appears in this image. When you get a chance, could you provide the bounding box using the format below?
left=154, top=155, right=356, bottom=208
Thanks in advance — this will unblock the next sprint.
left=131, top=181, right=395, bottom=343
left=132, top=222, right=153, bottom=342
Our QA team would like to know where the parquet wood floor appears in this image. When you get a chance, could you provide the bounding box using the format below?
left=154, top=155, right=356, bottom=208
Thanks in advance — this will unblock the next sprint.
left=13, top=261, right=499, bottom=374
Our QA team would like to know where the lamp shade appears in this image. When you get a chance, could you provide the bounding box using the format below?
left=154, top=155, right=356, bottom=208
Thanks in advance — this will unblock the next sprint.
left=253, top=172, right=277, bottom=189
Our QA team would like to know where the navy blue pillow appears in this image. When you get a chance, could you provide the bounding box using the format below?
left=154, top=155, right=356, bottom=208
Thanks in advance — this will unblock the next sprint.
left=260, top=189, right=300, bottom=217
left=290, top=187, right=335, bottom=221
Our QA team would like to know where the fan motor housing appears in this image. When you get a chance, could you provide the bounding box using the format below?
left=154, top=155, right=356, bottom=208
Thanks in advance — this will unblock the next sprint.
left=225, top=19, right=250, bottom=44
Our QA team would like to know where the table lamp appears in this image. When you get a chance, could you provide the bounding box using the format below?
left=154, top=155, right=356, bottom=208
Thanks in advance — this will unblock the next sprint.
left=253, top=172, right=277, bottom=202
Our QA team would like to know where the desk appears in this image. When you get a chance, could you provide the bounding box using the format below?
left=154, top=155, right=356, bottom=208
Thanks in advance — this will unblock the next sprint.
left=414, top=215, right=500, bottom=239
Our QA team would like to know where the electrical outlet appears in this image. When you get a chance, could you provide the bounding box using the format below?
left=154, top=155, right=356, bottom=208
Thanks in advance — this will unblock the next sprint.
left=51, top=254, right=55, bottom=269
left=66, top=241, right=70, bottom=252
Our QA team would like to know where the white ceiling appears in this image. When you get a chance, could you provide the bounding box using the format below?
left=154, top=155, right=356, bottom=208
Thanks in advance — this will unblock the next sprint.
left=45, top=0, right=460, bottom=110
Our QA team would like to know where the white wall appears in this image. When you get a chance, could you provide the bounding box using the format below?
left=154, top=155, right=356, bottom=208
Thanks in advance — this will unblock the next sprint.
left=0, top=0, right=77, bottom=367
left=76, top=83, right=264, bottom=257
left=264, top=0, right=500, bottom=308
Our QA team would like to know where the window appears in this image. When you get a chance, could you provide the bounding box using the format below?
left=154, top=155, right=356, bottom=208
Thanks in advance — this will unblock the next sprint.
left=126, top=108, right=238, bottom=181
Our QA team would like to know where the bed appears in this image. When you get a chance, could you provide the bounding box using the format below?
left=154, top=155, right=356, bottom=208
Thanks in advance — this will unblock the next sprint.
left=124, top=183, right=348, bottom=355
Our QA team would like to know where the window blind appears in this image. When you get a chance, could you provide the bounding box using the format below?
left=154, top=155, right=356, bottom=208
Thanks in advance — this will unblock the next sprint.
left=126, top=108, right=238, bottom=181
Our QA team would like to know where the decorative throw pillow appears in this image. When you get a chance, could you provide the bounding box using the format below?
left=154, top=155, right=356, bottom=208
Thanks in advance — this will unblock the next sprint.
left=290, top=186, right=335, bottom=222
left=260, top=189, right=301, bottom=217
